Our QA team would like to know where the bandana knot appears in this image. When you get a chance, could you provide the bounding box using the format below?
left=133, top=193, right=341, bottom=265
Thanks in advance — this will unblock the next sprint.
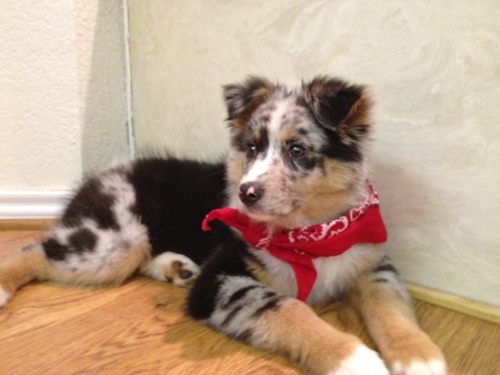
left=202, top=183, right=387, bottom=301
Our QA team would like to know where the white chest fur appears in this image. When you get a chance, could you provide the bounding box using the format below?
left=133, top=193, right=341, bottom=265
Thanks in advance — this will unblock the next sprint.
left=250, top=244, right=384, bottom=305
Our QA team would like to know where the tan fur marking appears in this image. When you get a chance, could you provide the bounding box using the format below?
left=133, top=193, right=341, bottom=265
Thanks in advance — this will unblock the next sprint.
left=301, top=159, right=358, bottom=223
left=0, top=244, right=49, bottom=295
left=226, top=153, right=245, bottom=198
left=254, top=298, right=363, bottom=374
left=349, top=278, right=446, bottom=368
left=232, top=85, right=276, bottom=128
left=243, top=256, right=274, bottom=287
left=277, top=124, right=308, bottom=146
left=338, top=92, right=373, bottom=144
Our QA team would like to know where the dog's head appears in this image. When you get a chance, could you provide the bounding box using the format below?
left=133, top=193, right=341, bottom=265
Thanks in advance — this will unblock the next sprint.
left=223, top=76, right=373, bottom=229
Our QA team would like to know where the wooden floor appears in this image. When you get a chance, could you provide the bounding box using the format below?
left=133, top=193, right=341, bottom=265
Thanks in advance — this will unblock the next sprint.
left=0, top=230, right=499, bottom=375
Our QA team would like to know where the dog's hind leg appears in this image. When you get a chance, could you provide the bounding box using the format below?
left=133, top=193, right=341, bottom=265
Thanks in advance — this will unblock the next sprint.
left=0, top=222, right=151, bottom=308
left=0, top=243, right=50, bottom=307
left=348, top=256, right=447, bottom=375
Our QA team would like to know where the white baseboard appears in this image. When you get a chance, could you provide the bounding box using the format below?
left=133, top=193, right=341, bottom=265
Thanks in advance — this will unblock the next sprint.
left=407, top=282, right=500, bottom=324
left=0, top=191, right=72, bottom=219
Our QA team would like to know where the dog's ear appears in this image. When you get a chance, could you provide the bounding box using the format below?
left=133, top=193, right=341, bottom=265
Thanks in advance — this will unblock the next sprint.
left=223, top=76, right=275, bottom=123
left=304, top=76, right=372, bottom=144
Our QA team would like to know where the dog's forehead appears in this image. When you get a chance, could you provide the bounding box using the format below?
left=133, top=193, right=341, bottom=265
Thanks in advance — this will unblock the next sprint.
left=251, top=88, right=312, bottom=134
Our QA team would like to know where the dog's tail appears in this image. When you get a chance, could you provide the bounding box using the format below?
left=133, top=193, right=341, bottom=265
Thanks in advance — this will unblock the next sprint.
left=0, top=242, right=50, bottom=307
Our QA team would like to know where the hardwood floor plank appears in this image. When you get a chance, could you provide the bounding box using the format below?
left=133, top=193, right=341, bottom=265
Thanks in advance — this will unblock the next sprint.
left=0, top=219, right=55, bottom=231
left=0, top=230, right=498, bottom=374
left=414, top=300, right=500, bottom=375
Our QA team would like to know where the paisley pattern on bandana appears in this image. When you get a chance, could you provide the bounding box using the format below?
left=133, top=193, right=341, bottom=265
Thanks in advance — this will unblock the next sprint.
left=287, top=183, right=380, bottom=244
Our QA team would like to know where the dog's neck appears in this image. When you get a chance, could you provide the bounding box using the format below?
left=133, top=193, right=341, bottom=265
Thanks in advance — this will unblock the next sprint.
left=203, top=181, right=386, bottom=301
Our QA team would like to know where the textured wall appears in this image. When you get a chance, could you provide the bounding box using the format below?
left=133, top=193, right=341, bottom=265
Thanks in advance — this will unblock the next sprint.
left=129, top=0, right=500, bottom=306
left=0, top=1, right=128, bottom=191
left=0, top=1, right=82, bottom=190
left=78, top=1, right=130, bottom=175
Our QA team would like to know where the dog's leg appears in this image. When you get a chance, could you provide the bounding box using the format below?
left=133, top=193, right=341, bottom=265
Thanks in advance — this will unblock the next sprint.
left=348, top=256, right=447, bottom=375
left=0, top=243, right=50, bottom=307
left=188, top=265, right=389, bottom=375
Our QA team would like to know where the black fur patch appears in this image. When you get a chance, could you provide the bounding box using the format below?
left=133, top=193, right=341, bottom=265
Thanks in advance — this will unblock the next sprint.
left=321, top=129, right=363, bottom=162
left=224, top=76, right=274, bottom=120
left=224, top=285, right=259, bottom=308
left=187, top=235, right=252, bottom=320
left=68, top=228, right=97, bottom=253
left=252, top=296, right=280, bottom=318
left=373, top=263, right=399, bottom=275
left=231, top=126, right=270, bottom=161
left=61, top=177, right=119, bottom=230
left=255, top=127, right=270, bottom=156
left=305, top=76, right=363, bottom=129
left=235, top=329, right=253, bottom=343
left=291, top=101, right=363, bottom=163
left=128, top=158, right=228, bottom=264
left=222, top=305, right=244, bottom=326
left=43, top=238, right=69, bottom=261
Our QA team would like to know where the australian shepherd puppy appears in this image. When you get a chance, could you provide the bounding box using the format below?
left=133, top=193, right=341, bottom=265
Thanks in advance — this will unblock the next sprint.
left=0, top=76, right=446, bottom=375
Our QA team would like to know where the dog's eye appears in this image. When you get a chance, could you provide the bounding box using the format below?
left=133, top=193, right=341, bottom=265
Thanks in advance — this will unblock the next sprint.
left=289, top=144, right=306, bottom=158
left=246, top=144, right=257, bottom=158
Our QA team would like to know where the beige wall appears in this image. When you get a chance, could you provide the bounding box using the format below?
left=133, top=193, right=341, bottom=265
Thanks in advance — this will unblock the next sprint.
left=1, top=0, right=498, bottom=306
left=129, top=0, right=500, bottom=306
left=0, top=1, right=129, bottom=192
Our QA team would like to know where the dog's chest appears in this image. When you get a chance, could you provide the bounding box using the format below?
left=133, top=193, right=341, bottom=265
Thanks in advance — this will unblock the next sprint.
left=249, top=243, right=382, bottom=305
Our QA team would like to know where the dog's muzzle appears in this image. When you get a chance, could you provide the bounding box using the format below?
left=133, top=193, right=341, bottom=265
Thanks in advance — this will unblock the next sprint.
left=239, top=182, right=264, bottom=206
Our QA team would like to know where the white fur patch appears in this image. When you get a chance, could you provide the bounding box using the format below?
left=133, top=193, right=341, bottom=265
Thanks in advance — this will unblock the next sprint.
left=392, top=359, right=447, bottom=375
left=240, top=149, right=275, bottom=185
left=0, top=286, right=11, bottom=308
left=239, top=98, right=295, bottom=185
left=268, top=99, right=291, bottom=135
left=329, top=345, right=389, bottom=375
left=250, top=244, right=383, bottom=304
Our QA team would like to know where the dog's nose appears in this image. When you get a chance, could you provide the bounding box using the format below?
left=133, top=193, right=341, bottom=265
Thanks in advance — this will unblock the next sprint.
left=239, top=182, right=264, bottom=206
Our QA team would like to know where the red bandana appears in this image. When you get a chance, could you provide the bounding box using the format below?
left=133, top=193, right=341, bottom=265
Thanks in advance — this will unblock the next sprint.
left=202, top=183, right=387, bottom=301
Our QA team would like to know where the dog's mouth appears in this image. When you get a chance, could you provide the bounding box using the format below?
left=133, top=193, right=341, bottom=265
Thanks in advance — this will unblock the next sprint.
left=242, top=207, right=310, bottom=230
left=237, top=199, right=301, bottom=227
left=236, top=181, right=304, bottom=226
left=242, top=209, right=277, bottom=223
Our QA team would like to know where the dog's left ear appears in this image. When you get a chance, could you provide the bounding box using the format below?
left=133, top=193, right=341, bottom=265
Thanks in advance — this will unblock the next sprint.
left=304, top=76, right=372, bottom=144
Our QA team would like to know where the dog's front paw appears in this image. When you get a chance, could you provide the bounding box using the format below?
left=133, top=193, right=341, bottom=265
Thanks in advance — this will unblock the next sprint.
left=328, top=345, right=389, bottom=375
left=0, top=285, right=12, bottom=308
left=142, top=252, right=200, bottom=287
left=384, top=328, right=446, bottom=375
left=391, top=359, right=446, bottom=375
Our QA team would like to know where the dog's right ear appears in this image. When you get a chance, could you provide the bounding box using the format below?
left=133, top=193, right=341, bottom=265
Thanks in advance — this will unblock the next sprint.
left=223, top=76, right=275, bottom=123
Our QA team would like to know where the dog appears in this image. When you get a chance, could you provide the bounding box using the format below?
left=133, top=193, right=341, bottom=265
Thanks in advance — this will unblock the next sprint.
left=0, top=76, right=446, bottom=375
